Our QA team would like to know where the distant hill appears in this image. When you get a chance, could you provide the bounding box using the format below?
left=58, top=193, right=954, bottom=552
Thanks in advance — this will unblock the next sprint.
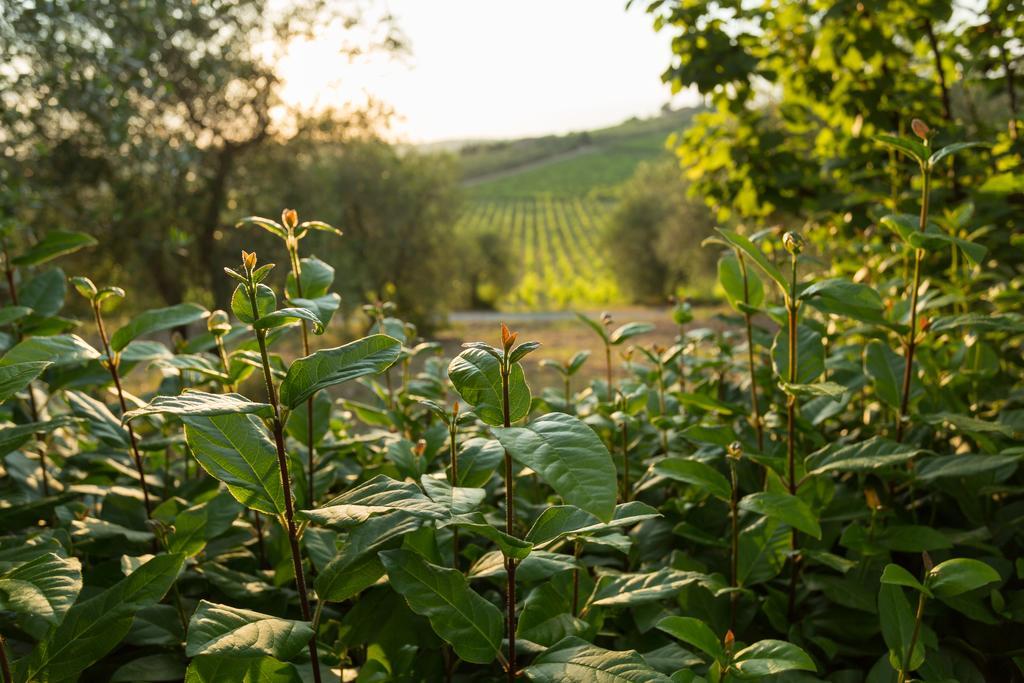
left=458, top=108, right=698, bottom=199
left=448, top=108, right=699, bottom=310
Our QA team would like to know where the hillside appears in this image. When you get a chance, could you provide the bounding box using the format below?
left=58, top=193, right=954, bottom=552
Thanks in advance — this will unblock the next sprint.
left=458, top=108, right=696, bottom=199
left=450, top=109, right=697, bottom=310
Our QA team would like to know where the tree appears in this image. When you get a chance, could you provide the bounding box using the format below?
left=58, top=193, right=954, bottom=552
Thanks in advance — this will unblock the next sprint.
left=0, top=0, right=402, bottom=308
left=604, top=160, right=716, bottom=302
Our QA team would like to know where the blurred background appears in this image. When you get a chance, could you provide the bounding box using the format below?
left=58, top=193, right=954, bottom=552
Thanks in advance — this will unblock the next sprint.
left=2, top=0, right=1020, bottom=350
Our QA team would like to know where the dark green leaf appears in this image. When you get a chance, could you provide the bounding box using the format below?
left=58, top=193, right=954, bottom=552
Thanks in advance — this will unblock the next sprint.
left=185, top=600, right=313, bottom=659
left=739, top=492, right=821, bottom=539
left=279, top=335, right=401, bottom=409
left=379, top=548, right=503, bottom=664
left=124, top=391, right=272, bottom=423
left=653, top=458, right=731, bottom=501
left=110, top=303, right=209, bottom=351
left=492, top=412, right=616, bottom=521
left=448, top=347, right=531, bottom=426
left=522, top=636, right=672, bottom=682
left=0, top=361, right=51, bottom=402
left=12, top=231, right=97, bottom=266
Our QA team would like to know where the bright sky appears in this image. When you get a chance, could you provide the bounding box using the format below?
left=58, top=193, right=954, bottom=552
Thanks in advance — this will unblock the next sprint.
left=274, top=0, right=696, bottom=144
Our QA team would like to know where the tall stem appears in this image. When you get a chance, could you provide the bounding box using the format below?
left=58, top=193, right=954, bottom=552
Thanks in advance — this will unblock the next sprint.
left=214, top=336, right=236, bottom=393
left=287, top=246, right=318, bottom=506
left=785, top=251, right=801, bottom=622
left=728, top=458, right=740, bottom=631
left=896, top=167, right=930, bottom=442
left=898, top=591, right=928, bottom=683
left=0, top=635, right=12, bottom=683
left=620, top=417, right=630, bottom=502
left=93, top=303, right=152, bottom=519
left=246, top=279, right=322, bottom=683
left=2, top=248, right=49, bottom=496
left=738, top=255, right=764, bottom=451
left=604, top=342, right=613, bottom=402
left=500, top=359, right=517, bottom=682
left=449, top=423, right=460, bottom=570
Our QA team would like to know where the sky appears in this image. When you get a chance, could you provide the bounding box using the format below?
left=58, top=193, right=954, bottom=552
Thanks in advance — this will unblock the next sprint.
left=274, top=0, right=697, bottom=144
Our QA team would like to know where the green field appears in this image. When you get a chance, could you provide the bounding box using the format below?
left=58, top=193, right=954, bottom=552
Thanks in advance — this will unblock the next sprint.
left=455, top=197, right=621, bottom=308
left=454, top=110, right=695, bottom=308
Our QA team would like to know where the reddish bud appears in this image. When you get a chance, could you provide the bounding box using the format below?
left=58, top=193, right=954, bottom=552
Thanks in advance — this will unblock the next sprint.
left=911, top=118, right=931, bottom=140
left=500, top=323, right=517, bottom=351
left=282, top=208, right=298, bottom=230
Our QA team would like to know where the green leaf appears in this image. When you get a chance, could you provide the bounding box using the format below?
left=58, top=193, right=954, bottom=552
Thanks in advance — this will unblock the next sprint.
left=653, top=458, right=731, bottom=501
left=15, top=553, right=184, bottom=682
left=252, top=307, right=324, bottom=334
left=731, top=639, right=817, bottom=677
left=806, top=437, right=921, bottom=475
left=575, top=312, right=609, bottom=343
left=185, top=600, right=313, bottom=660
left=878, top=583, right=924, bottom=674
left=525, top=501, right=660, bottom=547
left=656, top=616, right=723, bottom=661
left=492, top=412, right=616, bottom=521
left=780, top=381, right=846, bottom=401
left=300, top=475, right=447, bottom=528
left=881, top=564, right=929, bottom=595
left=928, top=141, right=986, bottom=168
left=448, top=347, right=531, bottom=426
left=279, top=335, right=401, bottom=409
left=12, top=231, right=97, bottom=266
left=739, top=492, right=821, bottom=539
left=110, top=303, right=209, bottom=352
left=1, top=334, right=100, bottom=367
left=864, top=340, right=910, bottom=409
left=20, top=268, right=66, bottom=318
left=0, top=551, right=82, bottom=624
left=315, top=513, right=422, bottom=603
left=231, top=284, right=275, bottom=324
left=522, top=636, right=672, bottom=682
left=124, top=390, right=272, bottom=423
left=0, top=361, right=51, bottom=402
left=716, top=229, right=788, bottom=293
left=609, top=322, right=655, bottom=345
left=185, top=655, right=300, bottom=682
left=445, top=514, right=533, bottom=560
left=183, top=414, right=286, bottom=515
left=65, top=389, right=129, bottom=447
left=927, top=558, right=1000, bottom=598
left=0, top=305, right=33, bottom=327
left=286, top=256, right=334, bottom=298
left=801, top=278, right=888, bottom=326
left=589, top=568, right=715, bottom=608
left=874, top=134, right=929, bottom=165
left=379, top=548, right=503, bottom=664
left=0, top=417, right=76, bottom=458
left=772, top=324, right=824, bottom=385
left=168, top=492, right=244, bottom=557
left=235, top=216, right=287, bottom=238
left=718, top=252, right=765, bottom=313
left=915, top=454, right=1021, bottom=481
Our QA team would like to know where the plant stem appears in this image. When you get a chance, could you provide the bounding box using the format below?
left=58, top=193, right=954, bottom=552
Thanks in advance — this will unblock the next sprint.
left=729, top=457, right=740, bottom=632
left=0, top=635, right=12, bottom=683
left=2, top=248, right=50, bottom=497
left=214, top=335, right=236, bottom=393
left=93, top=302, right=152, bottom=520
left=738, top=255, right=764, bottom=451
left=253, top=509, right=267, bottom=569
left=287, top=245, right=318, bottom=507
left=449, top=422, right=460, bottom=570
left=564, top=375, right=571, bottom=413
left=500, top=358, right=517, bottom=682
left=896, top=166, right=930, bottom=443
left=620, top=416, right=630, bottom=503
left=604, top=341, right=613, bottom=403
left=898, top=591, right=928, bottom=683
left=571, top=540, right=582, bottom=617
left=785, top=250, right=801, bottom=622
left=246, top=279, right=322, bottom=683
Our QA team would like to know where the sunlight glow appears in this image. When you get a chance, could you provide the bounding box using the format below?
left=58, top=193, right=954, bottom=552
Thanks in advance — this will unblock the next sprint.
left=273, top=0, right=698, bottom=144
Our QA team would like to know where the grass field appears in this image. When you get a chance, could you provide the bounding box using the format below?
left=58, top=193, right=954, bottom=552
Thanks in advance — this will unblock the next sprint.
left=452, top=109, right=696, bottom=308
